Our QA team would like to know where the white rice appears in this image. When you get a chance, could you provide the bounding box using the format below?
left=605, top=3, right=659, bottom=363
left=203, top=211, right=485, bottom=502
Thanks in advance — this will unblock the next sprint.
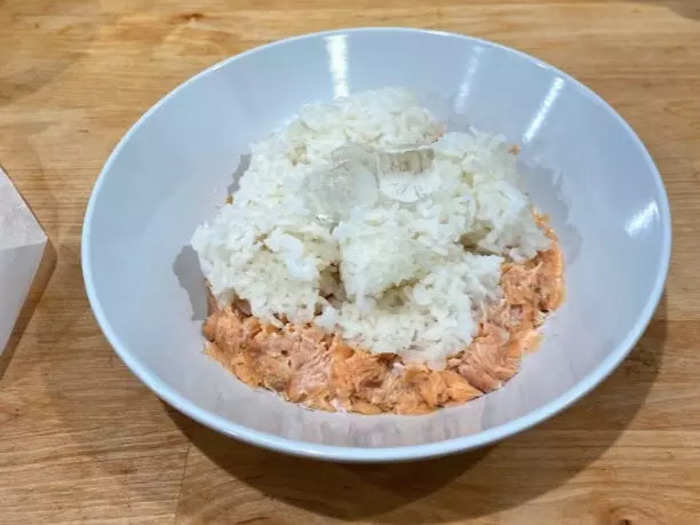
left=192, top=88, right=550, bottom=367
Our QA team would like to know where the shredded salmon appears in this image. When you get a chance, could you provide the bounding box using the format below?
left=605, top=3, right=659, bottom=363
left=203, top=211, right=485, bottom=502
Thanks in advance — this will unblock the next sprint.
left=203, top=218, right=563, bottom=415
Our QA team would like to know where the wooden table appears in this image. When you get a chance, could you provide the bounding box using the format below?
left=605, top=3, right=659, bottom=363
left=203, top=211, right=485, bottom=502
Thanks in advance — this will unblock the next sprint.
left=2, top=0, right=699, bottom=523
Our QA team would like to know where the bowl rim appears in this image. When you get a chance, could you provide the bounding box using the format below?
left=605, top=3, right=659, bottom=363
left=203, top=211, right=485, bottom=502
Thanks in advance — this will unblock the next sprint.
left=81, top=26, right=672, bottom=463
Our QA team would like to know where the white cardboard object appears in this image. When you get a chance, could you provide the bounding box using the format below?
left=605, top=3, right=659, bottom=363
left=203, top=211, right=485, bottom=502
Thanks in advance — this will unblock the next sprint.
left=0, top=166, right=47, bottom=355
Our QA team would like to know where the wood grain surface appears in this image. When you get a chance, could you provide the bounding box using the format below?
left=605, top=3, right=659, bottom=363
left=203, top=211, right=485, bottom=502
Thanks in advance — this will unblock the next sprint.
left=1, top=0, right=700, bottom=523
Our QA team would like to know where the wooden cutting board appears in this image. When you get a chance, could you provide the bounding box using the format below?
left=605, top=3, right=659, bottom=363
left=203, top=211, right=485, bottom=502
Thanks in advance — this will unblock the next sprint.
left=1, top=0, right=699, bottom=523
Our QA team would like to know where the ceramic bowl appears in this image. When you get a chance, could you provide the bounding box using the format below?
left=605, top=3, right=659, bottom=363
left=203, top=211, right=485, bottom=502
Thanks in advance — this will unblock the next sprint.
left=82, top=28, right=671, bottom=462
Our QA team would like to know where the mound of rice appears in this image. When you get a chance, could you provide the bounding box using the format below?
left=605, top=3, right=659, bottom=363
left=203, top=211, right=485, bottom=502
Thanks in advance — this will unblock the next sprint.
left=192, top=88, right=550, bottom=367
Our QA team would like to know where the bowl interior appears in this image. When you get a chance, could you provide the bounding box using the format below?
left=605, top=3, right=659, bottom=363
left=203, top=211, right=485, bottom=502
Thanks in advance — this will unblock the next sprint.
left=83, top=28, right=669, bottom=460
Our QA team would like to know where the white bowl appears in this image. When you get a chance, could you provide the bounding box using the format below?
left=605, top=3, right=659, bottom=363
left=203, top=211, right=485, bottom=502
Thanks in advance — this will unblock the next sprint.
left=82, top=28, right=671, bottom=462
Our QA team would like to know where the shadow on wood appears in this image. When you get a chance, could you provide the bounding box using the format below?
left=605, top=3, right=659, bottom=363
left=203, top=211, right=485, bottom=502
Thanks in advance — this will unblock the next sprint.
left=629, top=0, right=700, bottom=20
left=0, top=1, right=99, bottom=106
